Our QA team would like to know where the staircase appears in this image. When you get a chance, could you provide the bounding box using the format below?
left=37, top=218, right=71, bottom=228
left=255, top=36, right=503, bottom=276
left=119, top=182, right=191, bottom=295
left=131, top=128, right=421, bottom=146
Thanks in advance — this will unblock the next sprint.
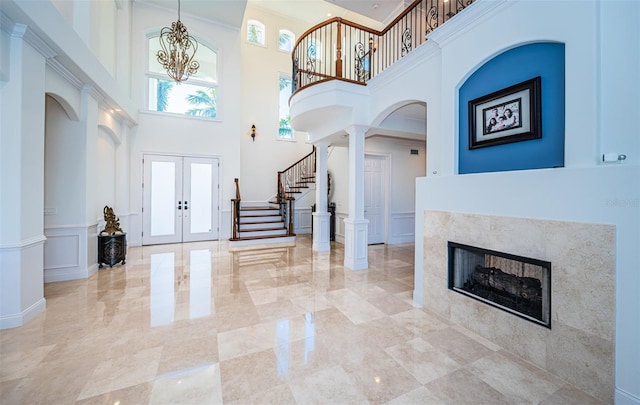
left=229, top=147, right=316, bottom=251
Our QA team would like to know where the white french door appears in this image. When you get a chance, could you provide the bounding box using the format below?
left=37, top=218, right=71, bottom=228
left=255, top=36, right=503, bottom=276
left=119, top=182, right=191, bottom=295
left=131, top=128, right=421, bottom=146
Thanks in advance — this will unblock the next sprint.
left=142, top=155, right=219, bottom=245
left=364, top=155, right=386, bottom=245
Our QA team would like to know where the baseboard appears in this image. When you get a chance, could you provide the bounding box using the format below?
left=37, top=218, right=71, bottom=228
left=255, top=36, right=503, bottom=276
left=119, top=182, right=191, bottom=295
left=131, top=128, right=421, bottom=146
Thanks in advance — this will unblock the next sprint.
left=387, top=234, right=415, bottom=244
left=616, top=388, right=640, bottom=405
left=0, top=297, right=46, bottom=330
left=44, top=266, right=90, bottom=283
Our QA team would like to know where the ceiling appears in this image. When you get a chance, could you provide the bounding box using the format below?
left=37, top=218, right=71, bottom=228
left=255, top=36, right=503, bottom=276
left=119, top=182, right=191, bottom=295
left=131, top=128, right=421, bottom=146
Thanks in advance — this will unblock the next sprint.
left=136, top=0, right=407, bottom=29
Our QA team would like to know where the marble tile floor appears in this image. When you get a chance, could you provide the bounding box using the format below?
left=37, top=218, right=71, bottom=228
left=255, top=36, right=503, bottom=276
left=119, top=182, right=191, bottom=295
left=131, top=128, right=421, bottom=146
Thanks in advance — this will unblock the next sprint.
left=0, top=235, right=606, bottom=404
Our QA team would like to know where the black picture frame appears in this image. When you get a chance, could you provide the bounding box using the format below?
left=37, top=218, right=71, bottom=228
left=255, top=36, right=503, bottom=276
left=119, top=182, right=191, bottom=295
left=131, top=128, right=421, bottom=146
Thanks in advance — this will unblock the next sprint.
left=469, top=76, right=542, bottom=149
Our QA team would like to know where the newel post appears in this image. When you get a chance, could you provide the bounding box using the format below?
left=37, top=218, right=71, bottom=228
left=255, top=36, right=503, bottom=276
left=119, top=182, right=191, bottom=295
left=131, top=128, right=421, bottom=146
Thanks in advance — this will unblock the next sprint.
left=288, top=198, right=294, bottom=236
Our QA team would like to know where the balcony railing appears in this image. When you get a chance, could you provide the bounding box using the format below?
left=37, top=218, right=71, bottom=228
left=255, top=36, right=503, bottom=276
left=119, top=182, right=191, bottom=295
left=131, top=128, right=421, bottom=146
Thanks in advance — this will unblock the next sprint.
left=292, top=0, right=474, bottom=94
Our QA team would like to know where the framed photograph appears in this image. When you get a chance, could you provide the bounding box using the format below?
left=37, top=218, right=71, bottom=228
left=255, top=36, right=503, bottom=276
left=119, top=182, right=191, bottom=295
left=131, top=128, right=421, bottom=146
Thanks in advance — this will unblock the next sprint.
left=469, top=76, right=542, bottom=149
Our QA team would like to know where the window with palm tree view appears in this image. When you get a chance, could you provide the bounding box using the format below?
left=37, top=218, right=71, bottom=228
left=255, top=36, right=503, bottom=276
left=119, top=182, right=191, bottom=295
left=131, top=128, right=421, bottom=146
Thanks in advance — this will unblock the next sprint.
left=279, top=29, right=294, bottom=52
left=147, top=37, right=218, bottom=118
left=247, top=20, right=265, bottom=45
left=279, top=74, right=293, bottom=140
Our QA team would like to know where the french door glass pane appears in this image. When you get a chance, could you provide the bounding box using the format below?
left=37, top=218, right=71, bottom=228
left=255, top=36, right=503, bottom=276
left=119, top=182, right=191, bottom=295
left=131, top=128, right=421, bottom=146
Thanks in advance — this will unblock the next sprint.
left=150, top=161, right=176, bottom=236
left=190, top=163, right=212, bottom=234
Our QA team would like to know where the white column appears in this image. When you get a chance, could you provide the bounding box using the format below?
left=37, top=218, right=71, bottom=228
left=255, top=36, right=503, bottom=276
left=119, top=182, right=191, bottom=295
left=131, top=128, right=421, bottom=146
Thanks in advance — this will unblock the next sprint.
left=0, top=27, right=50, bottom=328
left=313, top=142, right=330, bottom=251
left=344, top=126, right=369, bottom=270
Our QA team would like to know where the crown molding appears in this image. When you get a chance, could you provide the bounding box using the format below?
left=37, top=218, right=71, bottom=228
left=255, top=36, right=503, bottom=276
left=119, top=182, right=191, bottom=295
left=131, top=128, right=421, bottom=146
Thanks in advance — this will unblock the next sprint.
left=46, top=57, right=83, bottom=90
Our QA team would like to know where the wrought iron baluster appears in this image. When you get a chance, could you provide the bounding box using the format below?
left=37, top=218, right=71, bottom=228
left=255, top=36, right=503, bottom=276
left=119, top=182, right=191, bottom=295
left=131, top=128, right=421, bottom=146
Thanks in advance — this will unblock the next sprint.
left=401, top=27, right=412, bottom=56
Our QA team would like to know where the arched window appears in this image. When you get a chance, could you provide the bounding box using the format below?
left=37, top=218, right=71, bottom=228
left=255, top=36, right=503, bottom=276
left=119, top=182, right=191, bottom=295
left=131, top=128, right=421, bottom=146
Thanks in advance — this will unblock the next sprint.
left=147, top=35, right=219, bottom=118
left=279, top=29, right=294, bottom=52
left=247, top=20, right=265, bottom=45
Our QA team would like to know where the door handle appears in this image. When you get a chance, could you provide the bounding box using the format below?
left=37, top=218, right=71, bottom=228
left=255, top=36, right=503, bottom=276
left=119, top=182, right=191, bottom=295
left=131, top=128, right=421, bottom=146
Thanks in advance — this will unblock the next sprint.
left=177, top=201, right=182, bottom=210
left=184, top=200, right=188, bottom=210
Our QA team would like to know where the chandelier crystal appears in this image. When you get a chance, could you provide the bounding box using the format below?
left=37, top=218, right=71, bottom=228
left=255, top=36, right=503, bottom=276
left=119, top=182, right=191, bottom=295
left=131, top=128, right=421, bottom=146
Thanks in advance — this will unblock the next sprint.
left=157, top=0, right=199, bottom=82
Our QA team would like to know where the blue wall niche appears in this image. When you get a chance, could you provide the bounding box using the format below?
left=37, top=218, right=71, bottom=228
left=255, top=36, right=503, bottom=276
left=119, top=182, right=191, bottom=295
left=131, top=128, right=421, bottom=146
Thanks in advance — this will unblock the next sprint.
left=459, top=42, right=565, bottom=174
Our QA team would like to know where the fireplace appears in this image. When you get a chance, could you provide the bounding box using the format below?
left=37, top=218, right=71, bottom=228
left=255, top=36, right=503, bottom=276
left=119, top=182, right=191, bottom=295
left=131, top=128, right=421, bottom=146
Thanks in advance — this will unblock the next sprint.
left=448, top=242, right=551, bottom=328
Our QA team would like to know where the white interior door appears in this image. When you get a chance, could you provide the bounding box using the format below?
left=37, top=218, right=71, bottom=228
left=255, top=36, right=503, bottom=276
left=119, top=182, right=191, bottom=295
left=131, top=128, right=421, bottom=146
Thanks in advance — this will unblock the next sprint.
left=364, top=155, right=386, bottom=244
left=143, top=155, right=219, bottom=245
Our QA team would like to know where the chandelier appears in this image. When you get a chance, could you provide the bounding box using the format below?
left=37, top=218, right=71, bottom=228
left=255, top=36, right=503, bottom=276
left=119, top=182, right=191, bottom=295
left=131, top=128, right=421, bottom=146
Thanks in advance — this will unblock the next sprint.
left=157, top=0, right=199, bottom=82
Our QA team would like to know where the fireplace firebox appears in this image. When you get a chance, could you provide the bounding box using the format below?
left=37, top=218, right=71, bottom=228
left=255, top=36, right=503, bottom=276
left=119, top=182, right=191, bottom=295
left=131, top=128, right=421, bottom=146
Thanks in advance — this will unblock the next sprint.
left=448, top=242, right=551, bottom=328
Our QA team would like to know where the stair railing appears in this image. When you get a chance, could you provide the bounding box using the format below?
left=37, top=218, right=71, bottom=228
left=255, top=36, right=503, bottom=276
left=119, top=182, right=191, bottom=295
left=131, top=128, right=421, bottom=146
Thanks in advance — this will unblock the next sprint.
left=278, top=177, right=295, bottom=236
left=277, top=146, right=316, bottom=204
left=230, top=178, right=241, bottom=240
left=292, top=0, right=475, bottom=94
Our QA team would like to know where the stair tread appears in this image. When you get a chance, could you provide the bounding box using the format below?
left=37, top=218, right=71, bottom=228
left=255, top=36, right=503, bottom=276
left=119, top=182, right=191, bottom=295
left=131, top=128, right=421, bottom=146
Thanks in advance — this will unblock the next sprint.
left=240, top=207, right=279, bottom=211
left=240, top=213, right=283, bottom=217
left=240, top=220, right=284, bottom=225
left=240, top=228, right=287, bottom=233
left=230, top=234, right=295, bottom=241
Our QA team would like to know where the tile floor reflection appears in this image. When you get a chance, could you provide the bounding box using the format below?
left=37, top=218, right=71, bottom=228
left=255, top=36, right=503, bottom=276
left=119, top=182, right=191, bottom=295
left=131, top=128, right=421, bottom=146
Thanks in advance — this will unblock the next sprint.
left=0, top=236, right=605, bottom=404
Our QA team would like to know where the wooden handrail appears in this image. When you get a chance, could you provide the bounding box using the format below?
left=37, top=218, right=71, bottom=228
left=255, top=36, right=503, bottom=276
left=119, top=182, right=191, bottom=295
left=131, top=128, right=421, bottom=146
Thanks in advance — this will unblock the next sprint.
left=282, top=145, right=316, bottom=173
left=292, top=0, right=475, bottom=93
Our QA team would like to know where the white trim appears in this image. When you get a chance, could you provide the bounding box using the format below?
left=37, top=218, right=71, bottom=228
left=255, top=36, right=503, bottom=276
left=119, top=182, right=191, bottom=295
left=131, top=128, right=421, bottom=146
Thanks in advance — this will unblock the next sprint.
left=19, top=23, right=57, bottom=59
left=616, top=388, right=640, bottom=405
left=0, top=297, right=46, bottom=330
left=0, top=235, right=47, bottom=250
left=47, top=58, right=83, bottom=90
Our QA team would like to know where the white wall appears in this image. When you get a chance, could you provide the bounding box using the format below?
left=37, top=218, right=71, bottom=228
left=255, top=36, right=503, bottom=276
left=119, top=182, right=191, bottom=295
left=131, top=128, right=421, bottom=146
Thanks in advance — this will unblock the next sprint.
left=97, top=126, right=117, bottom=212
left=598, top=1, right=640, bottom=165
left=90, top=0, right=117, bottom=77
left=239, top=5, right=312, bottom=202
left=408, top=0, right=640, bottom=402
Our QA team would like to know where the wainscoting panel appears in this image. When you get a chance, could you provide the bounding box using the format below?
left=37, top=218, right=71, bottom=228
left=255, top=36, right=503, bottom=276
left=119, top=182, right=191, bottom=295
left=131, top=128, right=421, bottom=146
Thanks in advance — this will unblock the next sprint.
left=295, top=208, right=312, bottom=235
left=44, top=234, right=79, bottom=269
left=335, top=212, right=347, bottom=244
left=220, top=209, right=231, bottom=240
left=44, top=225, right=97, bottom=282
left=389, top=212, right=415, bottom=244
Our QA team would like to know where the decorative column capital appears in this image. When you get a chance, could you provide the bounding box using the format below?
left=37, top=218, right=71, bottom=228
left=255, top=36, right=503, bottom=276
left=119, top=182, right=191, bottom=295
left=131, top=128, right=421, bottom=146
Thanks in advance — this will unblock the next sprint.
left=345, top=125, right=369, bottom=137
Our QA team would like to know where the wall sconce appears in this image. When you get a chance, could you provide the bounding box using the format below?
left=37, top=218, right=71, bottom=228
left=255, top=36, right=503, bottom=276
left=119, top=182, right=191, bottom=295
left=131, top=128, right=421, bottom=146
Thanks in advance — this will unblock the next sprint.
left=251, top=124, right=256, bottom=142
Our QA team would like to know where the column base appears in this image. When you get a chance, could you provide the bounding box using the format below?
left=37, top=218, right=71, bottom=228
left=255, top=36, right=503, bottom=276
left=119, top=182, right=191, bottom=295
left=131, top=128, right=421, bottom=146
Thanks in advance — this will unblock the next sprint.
left=312, top=212, right=331, bottom=252
left=343, top=218, right=369, bottom=270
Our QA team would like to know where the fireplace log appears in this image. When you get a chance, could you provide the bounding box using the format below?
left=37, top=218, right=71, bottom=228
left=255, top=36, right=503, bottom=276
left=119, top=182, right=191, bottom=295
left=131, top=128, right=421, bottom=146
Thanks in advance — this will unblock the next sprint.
left=472, top=265, right=541, bottom=300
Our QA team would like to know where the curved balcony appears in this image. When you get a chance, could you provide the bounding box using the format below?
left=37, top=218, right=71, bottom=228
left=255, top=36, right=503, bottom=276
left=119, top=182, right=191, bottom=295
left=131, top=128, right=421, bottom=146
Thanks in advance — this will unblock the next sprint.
left=291, top=0, right=475, bottom=95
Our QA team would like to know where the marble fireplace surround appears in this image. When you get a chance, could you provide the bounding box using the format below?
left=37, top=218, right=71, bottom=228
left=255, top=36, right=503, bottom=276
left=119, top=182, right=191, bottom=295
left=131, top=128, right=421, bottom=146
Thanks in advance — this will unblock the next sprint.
left=423, top=210, right=615, bottom=402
